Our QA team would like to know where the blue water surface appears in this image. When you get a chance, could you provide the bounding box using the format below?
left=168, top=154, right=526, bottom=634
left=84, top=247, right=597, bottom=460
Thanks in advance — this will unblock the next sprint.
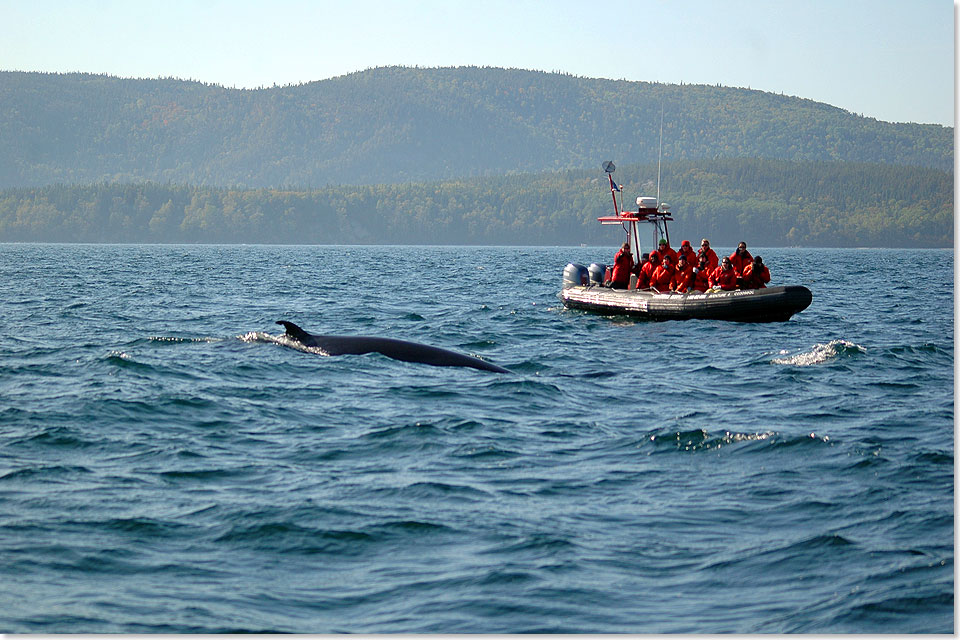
left=0, top=244, right=953, bottom=633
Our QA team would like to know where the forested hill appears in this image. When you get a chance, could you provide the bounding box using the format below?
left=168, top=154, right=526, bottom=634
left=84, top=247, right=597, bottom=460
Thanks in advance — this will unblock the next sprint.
left=0, top=159, right=950, bottom=247
left=0, top=67, right=952, bottom=188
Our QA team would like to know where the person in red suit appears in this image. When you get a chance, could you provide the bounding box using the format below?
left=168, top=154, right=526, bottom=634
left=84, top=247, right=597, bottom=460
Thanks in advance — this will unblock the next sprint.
left=741, top=255, right=771, bottom=289
left=607, top=242, right=634, bottom=289
left=728, top=241, right=753, bottom=276
left=656, top=238, right=677, bottom=265
left=709, top=256, right=739, bottom=290
left=697, top=238, right=719, bottom=271
left=650, top=254, right=676, bottom=293
left=677, top=240, right=697, bottom=266
left=635, top=251, right=660, bottom=289
left=692, top=254, right=711, bottom=292
left=670, top=254, right=695, bottom=292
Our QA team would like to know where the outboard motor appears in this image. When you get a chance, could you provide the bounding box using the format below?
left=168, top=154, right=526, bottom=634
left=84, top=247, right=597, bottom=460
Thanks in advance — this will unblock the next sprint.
left=562, top=263, right=589, bottom=289
left=588, top=263, right=606, bottom=285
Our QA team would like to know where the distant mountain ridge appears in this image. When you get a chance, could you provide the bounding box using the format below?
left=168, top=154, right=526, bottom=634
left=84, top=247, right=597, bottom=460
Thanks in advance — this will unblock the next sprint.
left=0, top=66, right=952, bottom=189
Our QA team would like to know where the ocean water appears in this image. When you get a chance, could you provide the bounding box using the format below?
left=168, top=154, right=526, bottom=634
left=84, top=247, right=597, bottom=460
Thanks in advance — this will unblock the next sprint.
left=0, top=243, right=952, bottom=634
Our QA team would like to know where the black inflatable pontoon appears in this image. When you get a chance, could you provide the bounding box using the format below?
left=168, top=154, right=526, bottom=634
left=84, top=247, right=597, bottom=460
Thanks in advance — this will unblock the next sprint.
left=561, top=267, right=812, bottom=322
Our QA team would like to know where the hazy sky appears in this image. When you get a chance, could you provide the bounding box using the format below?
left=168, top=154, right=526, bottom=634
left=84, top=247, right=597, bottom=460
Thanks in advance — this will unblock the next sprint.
left=1, top=0, right=954, bottom=125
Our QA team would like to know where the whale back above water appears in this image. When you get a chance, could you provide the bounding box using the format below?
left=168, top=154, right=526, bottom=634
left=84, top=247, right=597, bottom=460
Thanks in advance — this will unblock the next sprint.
left=276, top=321, right=511, bottom=374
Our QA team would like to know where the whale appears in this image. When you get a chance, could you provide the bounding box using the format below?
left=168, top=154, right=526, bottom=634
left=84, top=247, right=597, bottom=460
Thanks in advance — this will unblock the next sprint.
left=276, top=321, right=511, bottom=374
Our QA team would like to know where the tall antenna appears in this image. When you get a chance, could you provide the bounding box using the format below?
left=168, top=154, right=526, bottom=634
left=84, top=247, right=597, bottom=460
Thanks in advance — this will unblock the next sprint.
left=656, top=104, right=664, bottom=204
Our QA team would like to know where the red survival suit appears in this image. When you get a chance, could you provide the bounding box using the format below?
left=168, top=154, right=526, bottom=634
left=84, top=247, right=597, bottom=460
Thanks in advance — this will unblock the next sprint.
left=657, top=242, right=678, bottom=265
left=691, top=267, right=710, bottom=292
left=709, top=265, right=739, bottom=290
left=635, top=251, right=660, bottom=289
left=729, top=248, right=754, bottom=276
left=697, top=246, right=719, bottom=271
left=741, top=262, right=770, bottom=289
left=670, top=262, right=695, bottom=293
left=650, top=262, right=676, bottom=293
left=610, top=247, right=634, bottom=289
left=677, top=241, right=697, bottom=266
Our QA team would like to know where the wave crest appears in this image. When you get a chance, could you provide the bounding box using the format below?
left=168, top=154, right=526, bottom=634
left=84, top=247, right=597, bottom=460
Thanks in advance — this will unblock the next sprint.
left=238, top=331, right=330, bottom=356
left=772, top=340, right=866, bottom=366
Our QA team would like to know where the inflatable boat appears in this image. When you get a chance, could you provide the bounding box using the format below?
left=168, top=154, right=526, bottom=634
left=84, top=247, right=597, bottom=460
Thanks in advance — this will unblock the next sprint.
left=561, top=267, right=812, bottom=322
left=560, top=161, right=812, bottom=322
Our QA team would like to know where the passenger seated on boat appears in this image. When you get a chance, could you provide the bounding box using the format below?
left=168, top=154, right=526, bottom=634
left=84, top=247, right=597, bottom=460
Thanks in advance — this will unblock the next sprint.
left=670, top=255, right=695, bottom=293
left=729, top=241, right=753, bottom=276
left=677, top=240, right=697, bottom=266
left=698, top=239, right=719, bottom=271
left=741, top=255, right=770, bottom=289
left=634, top=252, right=650, bottom=274
left=709, top=257, right=739, bottom=291
left=691, top=255, right=711, bottom=292
left=650, top=254, right=676, bottom=293
left=657, top=238, right=677, bottom=264
left=635, top=251, right=660, bottom=289
left=628, top=252, right=649, bottom=288
left=606, top=242, right=634, bottom=289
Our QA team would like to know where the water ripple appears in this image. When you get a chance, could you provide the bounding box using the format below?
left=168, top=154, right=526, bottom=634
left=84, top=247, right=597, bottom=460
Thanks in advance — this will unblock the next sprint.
left=0, top=245, right=951, bottom=634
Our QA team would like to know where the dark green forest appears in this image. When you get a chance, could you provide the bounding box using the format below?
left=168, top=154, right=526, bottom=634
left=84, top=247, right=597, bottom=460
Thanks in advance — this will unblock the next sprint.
left=0, top=159, right=951, bottom=247
left=0, top=67, right=952, bottom=188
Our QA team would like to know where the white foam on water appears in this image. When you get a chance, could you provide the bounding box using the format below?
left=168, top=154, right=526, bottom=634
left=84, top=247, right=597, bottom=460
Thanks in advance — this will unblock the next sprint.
left=238, top=331, right=330, bottom=356
left=771, top=339, right=866, bottom=366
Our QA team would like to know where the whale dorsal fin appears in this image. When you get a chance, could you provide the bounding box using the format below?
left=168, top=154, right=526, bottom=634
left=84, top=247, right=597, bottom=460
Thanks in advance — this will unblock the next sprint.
left=276, top=320, right=311, bottom=343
